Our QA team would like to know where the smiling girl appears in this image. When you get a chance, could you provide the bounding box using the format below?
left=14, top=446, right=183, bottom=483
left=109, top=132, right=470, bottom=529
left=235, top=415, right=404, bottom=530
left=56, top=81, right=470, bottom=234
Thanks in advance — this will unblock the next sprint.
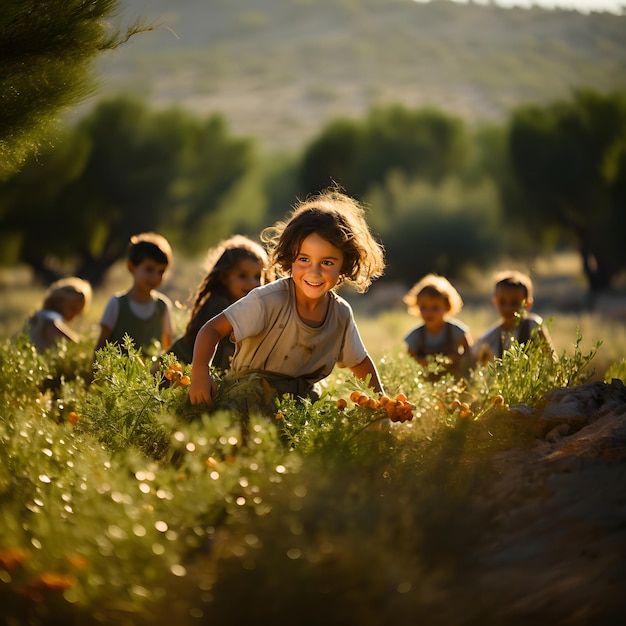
left=189, top=188, right=386, bottom=409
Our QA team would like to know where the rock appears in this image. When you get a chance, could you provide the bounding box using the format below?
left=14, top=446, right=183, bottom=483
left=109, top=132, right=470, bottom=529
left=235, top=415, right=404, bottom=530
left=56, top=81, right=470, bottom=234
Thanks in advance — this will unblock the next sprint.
left=464, top=378, right=626, bottom=625
left=534, top=378, right=626, bottom=440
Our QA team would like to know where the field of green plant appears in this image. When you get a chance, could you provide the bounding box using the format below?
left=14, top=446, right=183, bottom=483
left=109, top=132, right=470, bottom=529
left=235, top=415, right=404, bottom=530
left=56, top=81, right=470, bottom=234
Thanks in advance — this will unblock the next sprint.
left=2, top=263, right=626, bottom=625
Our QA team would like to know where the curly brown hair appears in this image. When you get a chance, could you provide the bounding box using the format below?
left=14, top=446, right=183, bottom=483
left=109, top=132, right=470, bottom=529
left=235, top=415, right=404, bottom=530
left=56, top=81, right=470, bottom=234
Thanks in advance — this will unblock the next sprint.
left=261, top=188, right=385, bottom=293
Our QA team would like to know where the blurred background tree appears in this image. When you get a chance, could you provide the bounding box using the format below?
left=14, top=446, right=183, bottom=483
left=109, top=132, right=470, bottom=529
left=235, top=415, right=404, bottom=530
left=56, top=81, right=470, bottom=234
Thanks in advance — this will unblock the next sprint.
left=508, top=89, right=626, bottom=295
left=298, top=105, right=470, bottom=198
left=0, top=98, right=255, bottom=286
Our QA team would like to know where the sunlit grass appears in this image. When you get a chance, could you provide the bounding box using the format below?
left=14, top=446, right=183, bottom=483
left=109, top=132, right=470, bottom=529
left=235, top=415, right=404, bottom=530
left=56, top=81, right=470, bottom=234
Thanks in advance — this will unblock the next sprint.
left=0, top=288, right=618, bottom=624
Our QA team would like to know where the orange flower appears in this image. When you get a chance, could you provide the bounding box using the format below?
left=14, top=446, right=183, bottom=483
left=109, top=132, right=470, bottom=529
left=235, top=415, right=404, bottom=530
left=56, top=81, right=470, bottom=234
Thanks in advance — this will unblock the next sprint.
left=67, top=553, right=88, bottom=570
left=0, top=547, right=29, bottom=569
left=34, top=571, right=77, bottom=590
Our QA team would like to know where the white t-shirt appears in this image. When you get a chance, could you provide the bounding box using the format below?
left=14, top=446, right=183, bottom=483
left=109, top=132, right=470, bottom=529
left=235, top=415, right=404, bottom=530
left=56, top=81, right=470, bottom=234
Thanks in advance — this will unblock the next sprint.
left=223, top=277, right=368, bottom=387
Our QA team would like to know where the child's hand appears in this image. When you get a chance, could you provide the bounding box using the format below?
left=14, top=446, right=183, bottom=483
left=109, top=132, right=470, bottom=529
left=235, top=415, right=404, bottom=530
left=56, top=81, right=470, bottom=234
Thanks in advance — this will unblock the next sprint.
left=188, top=368, right=217, bottom=406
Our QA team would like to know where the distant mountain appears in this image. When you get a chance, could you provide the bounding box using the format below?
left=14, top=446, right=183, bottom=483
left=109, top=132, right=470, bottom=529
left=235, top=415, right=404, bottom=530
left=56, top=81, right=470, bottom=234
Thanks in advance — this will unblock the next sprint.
left=90, top=0, right=626, bottom=150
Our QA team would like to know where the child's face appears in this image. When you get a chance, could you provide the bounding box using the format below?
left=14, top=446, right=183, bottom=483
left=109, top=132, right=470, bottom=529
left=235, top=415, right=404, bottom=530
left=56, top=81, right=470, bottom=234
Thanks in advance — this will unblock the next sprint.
left=224, top=259, right=263, bottom=301
left=291, top=233, right=344, bottom=301
left=417, top=294, right=448, bottom=325
left=493, top=286, right=531, bottom=323
left=128, top=258, right=168, bottom=295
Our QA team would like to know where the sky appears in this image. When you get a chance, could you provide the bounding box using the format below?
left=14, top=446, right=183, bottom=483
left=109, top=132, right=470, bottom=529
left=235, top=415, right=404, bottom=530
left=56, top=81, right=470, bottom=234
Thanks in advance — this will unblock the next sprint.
left=415, top=0, right=625, bottom=13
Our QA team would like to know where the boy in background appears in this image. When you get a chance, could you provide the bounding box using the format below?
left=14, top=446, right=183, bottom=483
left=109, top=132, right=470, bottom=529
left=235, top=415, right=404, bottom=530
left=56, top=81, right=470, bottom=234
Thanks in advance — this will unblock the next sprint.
left=94, top=232, right=174, bottom=358
left=474, top=270, right=556, bottom=364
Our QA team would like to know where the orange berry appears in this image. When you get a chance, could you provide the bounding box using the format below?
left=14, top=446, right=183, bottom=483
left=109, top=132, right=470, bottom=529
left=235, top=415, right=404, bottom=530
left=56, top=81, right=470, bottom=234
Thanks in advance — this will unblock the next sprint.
left=396, top=393, right=407, bottom=403
left=179, top=375, right=191, bottom=386
left=68, top=411, right=79, bottom=426
left=350, top=391, right=362, bottom=403
left=379, top=395, right=390, bottom=406
left=36, top=571, right=77, bottom=590
left=170, top=362, right=183, bottom=372
left=451, top=399, right=462, bottom=409
left=164, top=369, right=174, bottom=380
left=385, top=401, right=399, bottom=420
left=357, top=394, right=370, bottom=406
left=366, top=398, right=379, bottom=409
left=67, top=553, right=88, bottom=570
left=0, top=547, right=29, bottom=570
left=397, top=403, right=413, bottom=421
left=492, top=394, right=505, bottom=407
left=336, top=398, right=347, bottom=410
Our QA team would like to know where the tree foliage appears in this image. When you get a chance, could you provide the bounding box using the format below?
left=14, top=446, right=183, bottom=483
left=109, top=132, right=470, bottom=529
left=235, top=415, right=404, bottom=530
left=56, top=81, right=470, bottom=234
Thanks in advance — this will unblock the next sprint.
left=0, top=98, right=255, bottom=285
left=0, top=0, right=148, bottom=179
left=298, top=105, right=470, bottom=198
left=365, top=174, right=502, bottom=285
left=508, top=89, right=626, bottom=292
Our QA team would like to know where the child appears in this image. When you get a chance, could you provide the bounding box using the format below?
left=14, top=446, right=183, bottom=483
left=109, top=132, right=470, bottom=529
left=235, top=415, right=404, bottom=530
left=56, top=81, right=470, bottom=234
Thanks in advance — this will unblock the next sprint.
left=189, top=188, right=386, bottom=409
left=95, top=232, right=174, bottom=357
left=402, top=273, right=473, bottom=378
left=27, top=277, right=92, bottom=353
left=168, top=234, right=269, bottom=369
left=474, top=270, right=556, bottom=363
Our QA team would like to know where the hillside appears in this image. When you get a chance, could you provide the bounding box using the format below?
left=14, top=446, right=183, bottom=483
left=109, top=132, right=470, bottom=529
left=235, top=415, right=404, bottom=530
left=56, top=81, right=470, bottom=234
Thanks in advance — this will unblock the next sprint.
left=86, top=0, right=626, bottom=149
